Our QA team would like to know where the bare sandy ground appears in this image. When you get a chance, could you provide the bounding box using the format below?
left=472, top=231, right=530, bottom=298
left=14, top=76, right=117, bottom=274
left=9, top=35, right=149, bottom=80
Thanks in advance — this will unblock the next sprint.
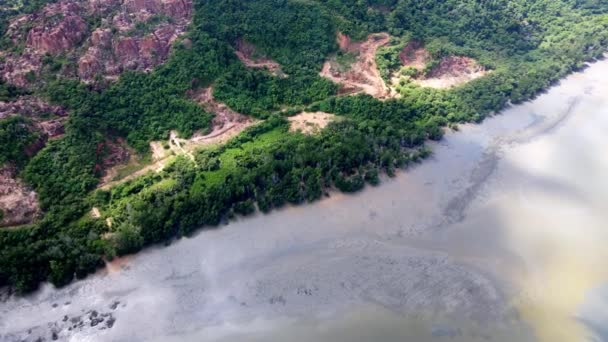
left=416, top=56, right=487, bottom=89
left=288, top=111, right=335, bottom=134
left=324, top=34, right=487, bottom=99
left=320, top=32, right=395, bottom=99
left=394, top=43, right=487, bottom=89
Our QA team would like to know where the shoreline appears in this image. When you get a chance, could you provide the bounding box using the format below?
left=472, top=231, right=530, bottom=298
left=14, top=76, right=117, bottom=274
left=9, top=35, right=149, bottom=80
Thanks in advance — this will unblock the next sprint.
left=2, top=58, right=608, bottom=342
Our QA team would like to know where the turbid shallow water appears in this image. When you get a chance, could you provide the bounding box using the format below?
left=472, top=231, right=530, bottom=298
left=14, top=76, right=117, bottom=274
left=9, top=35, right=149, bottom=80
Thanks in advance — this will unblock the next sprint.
left=2, top=60, right=608, bottom=342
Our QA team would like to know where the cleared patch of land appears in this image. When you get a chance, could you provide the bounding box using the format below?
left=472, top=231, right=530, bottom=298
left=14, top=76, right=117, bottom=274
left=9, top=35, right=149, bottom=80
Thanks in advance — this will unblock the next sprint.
left=399, top=40, right=431, bottom=71
left=235, top=39, right=286, bottom=77
left=395, top=48, right=487, bottom=89
left=288, top=112, right=336, bottom=135
left=320, top=32, right=395, bottom=99
left=390, top=40, right=487, bottom=90
left=99, top=88, right=256, bottom=189
left=416, top=56, right=487, bottom=89
left=191, top=87, right=256, bottom=146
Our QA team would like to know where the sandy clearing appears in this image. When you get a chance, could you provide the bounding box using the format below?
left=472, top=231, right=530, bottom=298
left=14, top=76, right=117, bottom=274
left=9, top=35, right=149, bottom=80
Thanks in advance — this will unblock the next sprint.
left=288, top=112, right=336, bottom=135
left=91, top=207, right=101, bottom=218
left=320, top=32, right=395, bottom=99
left=416, top=56, right=487, bottom=89
left=389, top=41, right=487, bottom=90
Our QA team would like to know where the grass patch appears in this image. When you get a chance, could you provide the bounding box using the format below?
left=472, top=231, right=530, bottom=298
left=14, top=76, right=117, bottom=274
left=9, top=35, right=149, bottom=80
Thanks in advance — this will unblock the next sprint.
left=201, top=128, right=286, bottom=186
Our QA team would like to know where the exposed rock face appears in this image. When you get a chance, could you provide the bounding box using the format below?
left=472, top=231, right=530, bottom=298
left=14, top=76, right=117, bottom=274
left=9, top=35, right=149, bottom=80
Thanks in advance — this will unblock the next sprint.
left=124, top=0, right=192, bottom=20
left=0, top=96, right=68, bottom=150
left=78, top=0, right=191, bottom=81
left=88, top=0, right=122, bottom=14
left=0, top=166, right=40, bottom=228
left=1, top=53, right=42, bottom=88
left=26, top=14, right=88, bottom=54
left=37, top=119, right=66, bottom=138
left=1, top=0, right=193, bottom=86
left=0, top=96, right=67, bottom=120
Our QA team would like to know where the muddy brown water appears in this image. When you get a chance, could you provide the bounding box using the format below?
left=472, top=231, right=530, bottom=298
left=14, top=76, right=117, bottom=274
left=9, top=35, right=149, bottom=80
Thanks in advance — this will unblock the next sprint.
left=2, top=60, right=608, bottom=342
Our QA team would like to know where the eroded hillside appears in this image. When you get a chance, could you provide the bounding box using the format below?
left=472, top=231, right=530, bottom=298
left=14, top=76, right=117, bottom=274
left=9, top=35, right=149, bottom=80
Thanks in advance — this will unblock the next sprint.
left=1, top=0, right=192, bottom=86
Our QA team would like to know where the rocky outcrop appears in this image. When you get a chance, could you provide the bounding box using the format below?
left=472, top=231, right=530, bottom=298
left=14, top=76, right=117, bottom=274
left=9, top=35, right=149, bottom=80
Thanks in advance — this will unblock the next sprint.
left=124, top=0, right=192, bottom=20
left=1, top=0, right=193, bottom=86
left=0, top=166, right=40, bottom=228
left=0, top=96, right=68, bottom=147
left=79, top=0, right=192, bottom=81
left=7, top=1, right=89, bottom=54
left=0, top=96, right=67, bottom=120
left=37, top=119, right=66, bottom=138
left=88, top=0, right=122, bottom=14
left=79, top=23, right=184, bottom=80
left=1, top=53, right=42, bottom=88
left=26, top=14, right=88, bottom=54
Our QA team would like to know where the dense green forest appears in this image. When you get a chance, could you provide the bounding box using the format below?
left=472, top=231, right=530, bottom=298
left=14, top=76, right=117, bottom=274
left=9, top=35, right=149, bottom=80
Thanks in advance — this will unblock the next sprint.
left=1, top=0, right=608, bottom=292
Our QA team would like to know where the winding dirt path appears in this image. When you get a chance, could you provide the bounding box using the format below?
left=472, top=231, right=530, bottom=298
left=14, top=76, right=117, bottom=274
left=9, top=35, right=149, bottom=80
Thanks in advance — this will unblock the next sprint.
left=99, top=88, right=256, bottom=190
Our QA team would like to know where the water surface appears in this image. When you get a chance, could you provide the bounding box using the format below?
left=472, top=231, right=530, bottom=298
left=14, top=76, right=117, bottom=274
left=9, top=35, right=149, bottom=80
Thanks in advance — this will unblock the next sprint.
left=3, top=61, right=608, bottom=342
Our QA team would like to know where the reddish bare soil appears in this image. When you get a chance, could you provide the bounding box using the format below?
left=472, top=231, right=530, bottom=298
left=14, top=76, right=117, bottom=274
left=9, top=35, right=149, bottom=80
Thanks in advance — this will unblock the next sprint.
left=190, top=87, right=256, bottom=145
left=399, top=40, right=431, bottom=71
left=235, top=39, right=285, bottom=77
left=320, top=32, right=394, bottom=99
left=416, top=56, right=487, bottom=89
left=390, top=40, right=487, bottom=89
left=95, top=138, right=132, bottom=180
left=0, top=166, right=40, bottom=228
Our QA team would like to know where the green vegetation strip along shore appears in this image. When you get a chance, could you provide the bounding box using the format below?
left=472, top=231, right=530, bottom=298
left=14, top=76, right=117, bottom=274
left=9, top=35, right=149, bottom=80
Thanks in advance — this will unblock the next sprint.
left=1, top=0, right=608, bottom=292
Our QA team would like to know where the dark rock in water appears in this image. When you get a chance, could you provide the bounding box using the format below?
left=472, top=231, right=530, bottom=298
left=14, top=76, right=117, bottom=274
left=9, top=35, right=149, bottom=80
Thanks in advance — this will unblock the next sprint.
left=110, top=300, right=120, bottom=310
left=106, top=315, right=116, bottom=328
left=91, top=317, right=104, bottom=327
left=51, top=303, right=58, bottom=308
left=51, top=330, right=58, bottom=340
left=62, top=315, right=68, bottom=322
